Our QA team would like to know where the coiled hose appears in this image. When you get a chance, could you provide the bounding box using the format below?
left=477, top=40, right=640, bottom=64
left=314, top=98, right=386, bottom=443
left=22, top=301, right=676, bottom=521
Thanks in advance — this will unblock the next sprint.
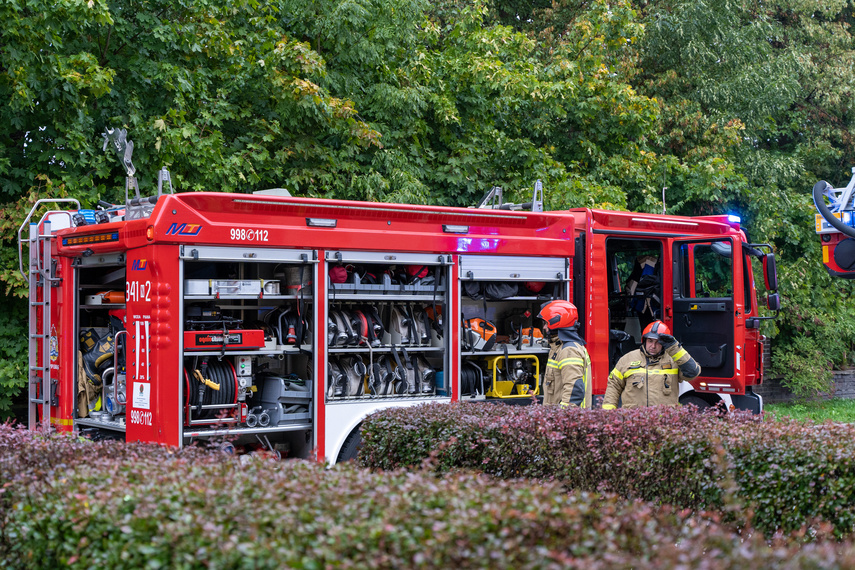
left=183, top=358, right=238, bottom=420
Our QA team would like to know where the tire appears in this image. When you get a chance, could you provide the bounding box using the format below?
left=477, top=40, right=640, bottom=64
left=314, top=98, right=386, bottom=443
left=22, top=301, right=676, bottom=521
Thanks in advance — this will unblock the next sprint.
left=336, top=425, right=362, bottom=463
left=680, top=395, right=711, bottom=411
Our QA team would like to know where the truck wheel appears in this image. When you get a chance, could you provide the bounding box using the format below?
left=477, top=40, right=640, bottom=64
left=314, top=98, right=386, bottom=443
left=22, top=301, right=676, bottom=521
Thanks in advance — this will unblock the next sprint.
left=336, top=426, right=362, bottom=463
left=680, top=395, right=711, bottom=411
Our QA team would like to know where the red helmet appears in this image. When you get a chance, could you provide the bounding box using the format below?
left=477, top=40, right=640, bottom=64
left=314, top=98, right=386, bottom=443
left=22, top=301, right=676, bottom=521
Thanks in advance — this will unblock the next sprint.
left=537, top=300, right=578, bottom=330
left=642, top=320, right=670, bottom=341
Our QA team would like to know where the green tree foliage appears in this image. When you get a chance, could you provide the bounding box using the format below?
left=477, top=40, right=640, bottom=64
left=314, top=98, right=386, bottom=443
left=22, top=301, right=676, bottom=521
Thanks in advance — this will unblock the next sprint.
left=486, top=0, right=660, bottom=209
left=0, top=300, right=27, bottom=416
left=281, top=0, right=656, bottom=208
left=1, top=0, right=384, bottom=201
left=629, top=0, right=855, bottom=394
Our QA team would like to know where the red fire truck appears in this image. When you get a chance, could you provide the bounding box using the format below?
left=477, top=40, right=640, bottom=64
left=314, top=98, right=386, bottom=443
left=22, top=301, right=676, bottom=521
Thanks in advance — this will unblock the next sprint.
left=19, top=151, right=778, bottom=463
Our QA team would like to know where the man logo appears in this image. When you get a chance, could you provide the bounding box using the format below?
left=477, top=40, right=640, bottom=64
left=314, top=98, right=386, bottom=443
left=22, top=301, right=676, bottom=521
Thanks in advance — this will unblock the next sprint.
left=166, top=223, right=202, bottom=236
left=132, top=259, right=147, bottom=271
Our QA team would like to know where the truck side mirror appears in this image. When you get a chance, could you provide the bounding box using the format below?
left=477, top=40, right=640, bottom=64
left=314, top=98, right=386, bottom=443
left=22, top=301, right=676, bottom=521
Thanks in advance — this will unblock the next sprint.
left=767, top=292, right=780, bottom=311
left=763, top=253, right=778, bottom=291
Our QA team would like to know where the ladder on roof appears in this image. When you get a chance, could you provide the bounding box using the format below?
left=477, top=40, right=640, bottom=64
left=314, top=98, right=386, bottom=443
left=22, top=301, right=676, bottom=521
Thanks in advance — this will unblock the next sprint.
left=18, top=199, right=80, bottom=430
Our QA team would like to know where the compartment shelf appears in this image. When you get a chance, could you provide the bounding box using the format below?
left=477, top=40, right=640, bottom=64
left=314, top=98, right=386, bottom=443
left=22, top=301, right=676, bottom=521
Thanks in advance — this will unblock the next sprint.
left=184, top=344, right=312, bottom=357
left=330, top=275, right=445, bottom=295
left=461, top=295, right=554, bottom=302
left=183, top=422, right=312, bottom=438
left=184, top=295, right=311, bottom=301
left=328, top=346, right=442, bottom=353
left=75, top=417, right=127, bottom=432
left=462, top=346, right=549, bottom=357
left=326, top=394, right=449, bottom=403
left=329, top=293, right=445, bottom=302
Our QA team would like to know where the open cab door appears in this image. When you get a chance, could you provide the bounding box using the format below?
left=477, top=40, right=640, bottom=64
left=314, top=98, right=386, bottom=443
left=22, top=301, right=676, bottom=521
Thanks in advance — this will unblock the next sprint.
left=670, top=238, right=740, bottom=388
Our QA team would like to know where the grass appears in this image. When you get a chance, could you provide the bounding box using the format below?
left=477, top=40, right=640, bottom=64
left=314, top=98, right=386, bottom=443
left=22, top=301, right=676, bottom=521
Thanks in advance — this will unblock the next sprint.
left=765, top=398, right=855, bottom=423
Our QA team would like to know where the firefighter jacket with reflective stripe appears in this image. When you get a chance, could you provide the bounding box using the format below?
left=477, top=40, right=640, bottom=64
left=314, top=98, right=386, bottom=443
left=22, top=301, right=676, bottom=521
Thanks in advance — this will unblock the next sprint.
left=543, top=337, right=592, bottom=408
left=602, top=342, right=701, bottom=409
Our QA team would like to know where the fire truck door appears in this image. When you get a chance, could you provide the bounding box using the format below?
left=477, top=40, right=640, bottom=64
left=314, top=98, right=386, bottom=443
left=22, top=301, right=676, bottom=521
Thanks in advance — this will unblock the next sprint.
left=671, top=238, right=736, bottom=380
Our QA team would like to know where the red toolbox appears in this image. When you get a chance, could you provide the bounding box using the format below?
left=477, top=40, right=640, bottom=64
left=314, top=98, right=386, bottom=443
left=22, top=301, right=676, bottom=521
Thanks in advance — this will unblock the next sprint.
left=184, top=329, right=265, bottom=351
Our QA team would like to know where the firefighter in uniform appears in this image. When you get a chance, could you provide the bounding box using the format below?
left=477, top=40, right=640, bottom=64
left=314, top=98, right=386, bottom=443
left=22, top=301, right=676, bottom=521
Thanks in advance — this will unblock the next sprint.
left=602, top=320, right=701, bottom=409
left=537, top=300, right=592, bottom=408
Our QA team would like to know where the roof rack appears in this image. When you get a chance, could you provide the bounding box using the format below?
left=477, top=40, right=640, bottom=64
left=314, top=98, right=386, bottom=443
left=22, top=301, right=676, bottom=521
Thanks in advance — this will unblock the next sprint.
left=476, top=180, right=543, bottom=212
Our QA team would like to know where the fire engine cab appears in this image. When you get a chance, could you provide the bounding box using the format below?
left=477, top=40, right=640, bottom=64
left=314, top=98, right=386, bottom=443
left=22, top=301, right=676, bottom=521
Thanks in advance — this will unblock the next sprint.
left=19, top=137, right=778, bottom=462
left=569, top=209, right=779, bottom=411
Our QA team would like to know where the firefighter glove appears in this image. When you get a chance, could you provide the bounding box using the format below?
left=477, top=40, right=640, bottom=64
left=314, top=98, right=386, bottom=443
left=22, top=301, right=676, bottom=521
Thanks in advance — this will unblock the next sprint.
left=657, top=333, right=677, bottom=349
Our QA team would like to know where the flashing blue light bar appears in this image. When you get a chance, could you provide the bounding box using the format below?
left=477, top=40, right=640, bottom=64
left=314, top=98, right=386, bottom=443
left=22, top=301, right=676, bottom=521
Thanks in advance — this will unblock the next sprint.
left=727, top=215, right=741, bottom=224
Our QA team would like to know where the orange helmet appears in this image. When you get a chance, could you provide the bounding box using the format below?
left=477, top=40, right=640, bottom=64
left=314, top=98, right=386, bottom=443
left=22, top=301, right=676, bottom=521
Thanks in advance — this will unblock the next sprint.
left=537, top=300, right=578, bottom=330
left=642, top=320, right=670, bottom=341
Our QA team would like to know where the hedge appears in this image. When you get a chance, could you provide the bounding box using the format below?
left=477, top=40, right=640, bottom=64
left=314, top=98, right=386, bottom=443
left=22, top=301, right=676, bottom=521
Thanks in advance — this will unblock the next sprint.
left=359, top=402, right=855, bottom=540
left=2, top=425, right=855, bottom=568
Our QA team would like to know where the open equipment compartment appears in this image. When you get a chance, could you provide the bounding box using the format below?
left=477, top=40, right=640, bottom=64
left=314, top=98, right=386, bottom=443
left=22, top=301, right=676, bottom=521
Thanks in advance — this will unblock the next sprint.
left=324, top=250, right=450, bottom=402
left=74, top=252, right=128, bottom=435
left=458, top=254, right=570, bottom=401
left=179, top=245, right=317, bottom=457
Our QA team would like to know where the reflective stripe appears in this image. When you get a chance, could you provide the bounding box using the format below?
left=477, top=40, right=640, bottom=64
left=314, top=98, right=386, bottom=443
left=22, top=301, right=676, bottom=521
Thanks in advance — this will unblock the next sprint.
left=610, top=369, right=624, bottom=380
left=548, top=357, right=583, bottom=369
left=582, top=352, right=591, bottom=408
left=602, top=404, right=617, bottom=410
left=672, top=348, right=687, bottom=360
left=626, top=367, right=677, bottom=377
